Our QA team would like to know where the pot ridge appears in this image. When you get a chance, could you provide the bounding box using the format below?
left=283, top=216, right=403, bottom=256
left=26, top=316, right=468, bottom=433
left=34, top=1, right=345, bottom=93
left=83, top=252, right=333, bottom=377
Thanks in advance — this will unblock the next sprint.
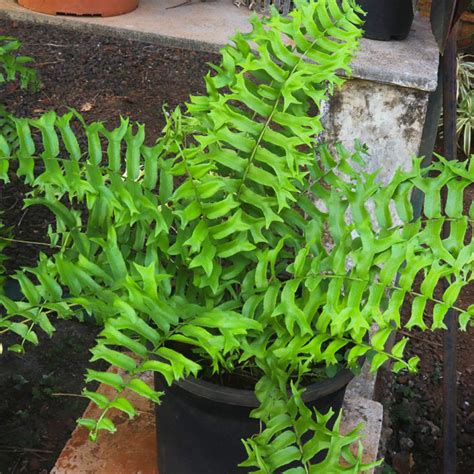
left=171, top=367, right=356, bottom=408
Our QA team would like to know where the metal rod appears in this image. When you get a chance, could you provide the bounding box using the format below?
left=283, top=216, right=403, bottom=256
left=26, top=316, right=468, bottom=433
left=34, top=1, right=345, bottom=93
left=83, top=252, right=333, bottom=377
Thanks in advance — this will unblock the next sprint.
left=442, top=20, right=458, bottom=474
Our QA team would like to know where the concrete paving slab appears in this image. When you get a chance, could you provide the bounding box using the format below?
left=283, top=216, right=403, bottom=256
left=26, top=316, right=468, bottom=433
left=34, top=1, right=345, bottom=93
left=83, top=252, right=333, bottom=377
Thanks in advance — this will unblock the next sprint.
left=0, top=0, right=438, bottom=91
left=0, top=0, right=252, bottom=53
left=52, top=369, right=382, bottom=473
left=51, top=369, right=158, bottom=474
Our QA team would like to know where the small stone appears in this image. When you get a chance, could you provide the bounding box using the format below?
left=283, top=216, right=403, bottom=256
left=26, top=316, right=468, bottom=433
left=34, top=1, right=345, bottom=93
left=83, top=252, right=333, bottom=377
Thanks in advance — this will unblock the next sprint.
left=397, top=374, right=409, bottom=384
left=400, top=436, right=414, bottom=450
left=392, top=452, right=411, bottom=472
left=426, top=420, right=441, bottom=437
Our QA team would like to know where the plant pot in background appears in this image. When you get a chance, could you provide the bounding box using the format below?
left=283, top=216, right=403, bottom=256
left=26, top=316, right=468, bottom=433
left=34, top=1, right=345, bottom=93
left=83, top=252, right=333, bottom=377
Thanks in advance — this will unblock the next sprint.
left=17, top=0, right=139, bottom=17
left=358, top=0, right=414, bottom=41
left=458, top=11, right=474, bottom=50
left=154, top=370, right=355, bottom=474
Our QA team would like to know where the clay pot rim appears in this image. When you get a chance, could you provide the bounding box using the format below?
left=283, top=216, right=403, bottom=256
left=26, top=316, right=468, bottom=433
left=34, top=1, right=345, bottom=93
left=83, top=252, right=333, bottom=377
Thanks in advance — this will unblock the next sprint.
left=461, top=11, right=474, bottom=22
left=17, top=0, right=139, bottom=17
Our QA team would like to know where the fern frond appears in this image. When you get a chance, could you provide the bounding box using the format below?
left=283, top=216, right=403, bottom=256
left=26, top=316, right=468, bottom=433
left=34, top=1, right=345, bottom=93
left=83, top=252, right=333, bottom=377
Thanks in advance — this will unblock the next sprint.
left=241, top=374, right=381, bottom=472
left=0, top=36, right=39, bottom=91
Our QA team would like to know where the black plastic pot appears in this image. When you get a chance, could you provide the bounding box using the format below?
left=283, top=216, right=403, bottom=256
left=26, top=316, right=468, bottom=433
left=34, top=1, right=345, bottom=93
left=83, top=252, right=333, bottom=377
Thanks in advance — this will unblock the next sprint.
left=358, top=0, right=414, bottom=41
left=154, top=369, right=355, bottom=474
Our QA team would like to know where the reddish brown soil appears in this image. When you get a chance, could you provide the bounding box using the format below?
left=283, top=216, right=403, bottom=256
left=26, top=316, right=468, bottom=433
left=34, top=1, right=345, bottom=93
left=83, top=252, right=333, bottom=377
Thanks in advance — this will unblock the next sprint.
left=381, top=185, right=474, bottom=474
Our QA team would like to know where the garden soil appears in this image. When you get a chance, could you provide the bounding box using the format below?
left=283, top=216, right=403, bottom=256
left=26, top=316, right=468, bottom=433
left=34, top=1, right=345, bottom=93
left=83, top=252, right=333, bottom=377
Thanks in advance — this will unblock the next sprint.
left=380, top=186, right=474, bottom=474
left=0, top=17, right=472, bottom=474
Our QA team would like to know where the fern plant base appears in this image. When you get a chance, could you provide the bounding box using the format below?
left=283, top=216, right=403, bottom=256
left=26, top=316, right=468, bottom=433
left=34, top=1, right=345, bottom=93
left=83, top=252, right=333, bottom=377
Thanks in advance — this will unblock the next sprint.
left=51, top=366, right=383, bottom=473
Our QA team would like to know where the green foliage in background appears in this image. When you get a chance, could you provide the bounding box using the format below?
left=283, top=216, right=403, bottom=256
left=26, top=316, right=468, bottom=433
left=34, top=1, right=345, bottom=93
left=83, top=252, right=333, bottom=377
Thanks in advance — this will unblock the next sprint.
left=440, top=53, right=473, bottom=157
left=0, top=216, right=8, bottom=293
left=0, top=0, right=473, bottom=471
left=456, top=54, right=473, bottom=156
left=0, top=36, right=40, bottom=148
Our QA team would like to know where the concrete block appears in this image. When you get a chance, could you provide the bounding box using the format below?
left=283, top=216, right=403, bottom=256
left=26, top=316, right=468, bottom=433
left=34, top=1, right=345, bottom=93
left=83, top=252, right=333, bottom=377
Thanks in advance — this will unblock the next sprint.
left=347, top=360, right=377, bottom=401
left=342, top=395, right=384, bottom=473
left=322, top=78, right=430, bottom=184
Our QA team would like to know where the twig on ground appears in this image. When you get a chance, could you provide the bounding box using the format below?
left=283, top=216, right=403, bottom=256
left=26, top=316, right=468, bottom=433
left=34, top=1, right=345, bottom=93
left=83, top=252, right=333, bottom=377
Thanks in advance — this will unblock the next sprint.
left=35, top=60, right=66, bottom=67
left=398, top=330, right=443, bottom=348
left=0, top=446, right=53, bottom=454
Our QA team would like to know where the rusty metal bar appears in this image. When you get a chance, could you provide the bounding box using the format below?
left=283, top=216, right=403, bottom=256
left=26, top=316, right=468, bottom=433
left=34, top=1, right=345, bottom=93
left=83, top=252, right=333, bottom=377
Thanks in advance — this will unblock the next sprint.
left=441, top=20, right=458, bottom=474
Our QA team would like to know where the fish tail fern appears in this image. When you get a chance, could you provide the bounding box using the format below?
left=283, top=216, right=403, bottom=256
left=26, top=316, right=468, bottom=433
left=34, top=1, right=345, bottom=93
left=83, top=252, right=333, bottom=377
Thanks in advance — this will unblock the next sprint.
left=0, top=0, right=473, bottom=472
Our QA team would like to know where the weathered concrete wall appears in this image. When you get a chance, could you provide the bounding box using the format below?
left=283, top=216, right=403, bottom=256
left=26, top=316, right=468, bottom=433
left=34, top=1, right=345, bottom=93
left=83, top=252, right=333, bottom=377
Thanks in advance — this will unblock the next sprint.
left=322, top=80, right=430, bottom=183
left=319, top=16, right=438, bottom=184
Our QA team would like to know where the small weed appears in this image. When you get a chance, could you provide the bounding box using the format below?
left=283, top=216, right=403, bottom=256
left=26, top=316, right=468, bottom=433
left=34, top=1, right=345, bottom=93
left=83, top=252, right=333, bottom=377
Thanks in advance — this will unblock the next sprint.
left=392, top=400, right=413, bottom=425
left=394, top=382, right=417, bottom=400
left=31, top=372, right=58, bottom=401
left=15, top=409, right=30, bottom=421
left=11, top=374, right=28, bottom=391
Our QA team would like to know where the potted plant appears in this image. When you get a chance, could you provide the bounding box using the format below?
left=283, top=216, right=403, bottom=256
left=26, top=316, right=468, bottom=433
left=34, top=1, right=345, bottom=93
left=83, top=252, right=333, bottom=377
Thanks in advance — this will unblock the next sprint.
left=18, top=0, right=139, bottom=17
left=0, top=0, right=473, bottom=472
left=459, top=1, right=474, bottom=49
left=357, top=0, right=414, bottom=40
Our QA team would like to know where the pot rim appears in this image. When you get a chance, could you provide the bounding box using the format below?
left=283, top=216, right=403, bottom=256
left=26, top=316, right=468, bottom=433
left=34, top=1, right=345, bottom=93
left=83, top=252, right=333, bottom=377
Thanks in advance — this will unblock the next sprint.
left=17, top=0, right=139, bottom=17
left=171, top=367, right=355, bottom=408
left=461, top=11, right=474, bottom=21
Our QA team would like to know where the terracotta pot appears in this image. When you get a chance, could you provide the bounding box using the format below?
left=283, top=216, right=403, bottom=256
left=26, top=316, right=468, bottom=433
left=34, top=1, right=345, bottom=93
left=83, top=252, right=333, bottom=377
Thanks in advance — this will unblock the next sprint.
left=17, top=0, right=139, bottom=17
left=458, top=11, right=474, bottom=50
